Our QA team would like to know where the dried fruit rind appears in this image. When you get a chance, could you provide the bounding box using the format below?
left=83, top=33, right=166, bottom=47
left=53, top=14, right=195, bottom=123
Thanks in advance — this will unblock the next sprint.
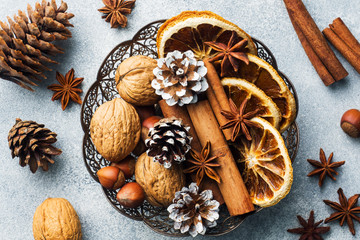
left=223, top=54, right=297, bottom=132
left=157, top=11, right=257, bottom=60
left=235, top=117, right=293, bottom=207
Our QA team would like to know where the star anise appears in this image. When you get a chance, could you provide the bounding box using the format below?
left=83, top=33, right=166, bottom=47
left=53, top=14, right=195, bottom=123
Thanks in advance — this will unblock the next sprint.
left=323, top=188, right=360, bottom=235
left=48, top=69, right=84, bottom=111
left=307, top=148, right=345, bottom=187
left=98, top=0, right=136, bottom=28
left=287, top=210, right=330, bottom=240
left=220, top=98, right=260, bottom=142
left=183, top=141, right=221, bottom=186
left=205, top=31, right=249, bottom=77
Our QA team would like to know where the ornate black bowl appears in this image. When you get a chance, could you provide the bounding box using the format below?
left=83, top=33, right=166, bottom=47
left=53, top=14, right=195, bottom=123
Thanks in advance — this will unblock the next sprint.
left=80, top=20, right=299, bottom=237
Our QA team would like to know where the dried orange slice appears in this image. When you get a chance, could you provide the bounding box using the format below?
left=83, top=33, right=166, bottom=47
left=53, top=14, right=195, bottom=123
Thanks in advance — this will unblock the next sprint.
left=222, top=54, right=296, bottom=132
left=233, top=117, right=293, bottom=207
left=157, top=11, right=257, bottom=59
left=222, top=77, right=282, bottom=130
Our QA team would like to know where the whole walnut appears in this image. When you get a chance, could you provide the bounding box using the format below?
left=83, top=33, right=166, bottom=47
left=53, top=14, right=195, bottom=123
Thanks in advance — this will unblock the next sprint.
left=135, top=153, right=186, bottom=207
left=115, top=55, right=159, bottom=106
left=33, top=198, right=82, bottom=240
left=90, top=98, right=140, bottom=162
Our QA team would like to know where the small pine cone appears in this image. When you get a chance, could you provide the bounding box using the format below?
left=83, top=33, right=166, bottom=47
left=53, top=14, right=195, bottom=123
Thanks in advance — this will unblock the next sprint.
left=152, top=50, right=208, bottom=106
left=145, top=117, right=192, bottom=168
left=167, top=183, right=220, bottom=237
left=0, top=0, right=74, bottom=91
left=8, top=118, right=62, bottom=173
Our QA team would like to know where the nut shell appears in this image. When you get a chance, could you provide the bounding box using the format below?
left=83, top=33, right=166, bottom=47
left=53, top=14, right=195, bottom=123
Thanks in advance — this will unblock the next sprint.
left=135, top=153, right=186, bottom=207
left=341, top=109, right=360, bottom=138
left=115, top=55, right=159, bottom=106
left=33, top=198, right=82, bottom=240
left=97, top=166, right=126, bottom=189
left=90, top=98, right=141, bottom=162
left=116, top=182, right=145, bottom=208
left=111, top=156, right=136, bottom=179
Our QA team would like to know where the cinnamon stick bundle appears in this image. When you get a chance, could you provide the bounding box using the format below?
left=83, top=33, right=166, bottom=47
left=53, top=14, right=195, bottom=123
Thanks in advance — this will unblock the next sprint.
left=288, top=13, right=335, bottom=86
left=323, top=18, right=360, bottom=74
left=283, top=0, right=348, bottom=85
left=187, top=100, right=254, bottom=216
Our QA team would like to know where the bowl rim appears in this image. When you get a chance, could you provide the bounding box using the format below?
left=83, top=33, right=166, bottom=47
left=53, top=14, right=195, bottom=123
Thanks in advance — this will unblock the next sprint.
left=80, top=19, right=300, bottom=237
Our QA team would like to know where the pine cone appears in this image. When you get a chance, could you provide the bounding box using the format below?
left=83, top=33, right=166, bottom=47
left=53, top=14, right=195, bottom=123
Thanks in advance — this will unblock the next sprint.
left=8, top=118, right=62, bottom=173
left=167, top=182, right=220, bottom=237
left=152, top=50, right=208, bottom=106
left=0, top=0, right=74, bottom=91
left=145, top=117, right=192, bottom=168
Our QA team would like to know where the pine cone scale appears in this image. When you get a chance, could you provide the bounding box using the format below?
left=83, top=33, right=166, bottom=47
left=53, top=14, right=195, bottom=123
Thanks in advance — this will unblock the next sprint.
left=0, top=0, right=74, bottom=91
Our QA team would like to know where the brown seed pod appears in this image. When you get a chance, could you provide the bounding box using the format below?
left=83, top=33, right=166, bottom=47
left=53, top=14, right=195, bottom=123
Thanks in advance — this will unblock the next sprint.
left=341, top=109, right=360, bottom=138
left=116, top=182, right=145, bottom=208
left=111, top=156, right=136, bottom=179
left=115, top=55, right=159, bottom=106
left=97, top=166, right=126, bottom=190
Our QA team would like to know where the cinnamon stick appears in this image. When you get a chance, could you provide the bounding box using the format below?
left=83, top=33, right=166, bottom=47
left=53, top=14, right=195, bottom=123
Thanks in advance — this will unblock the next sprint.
left=283, top=0, right=348, bottom=82
left=288, top=11, right=335, bottom=86
left=158, top=100, right=201, bottom=151
left=187, top=100, right=254, bottom=216
left=158, top=100, right=224, bottom=204
left=203, top=59, right=233, bottom=140
left=330, top=18, right=360, bottom=57
left=323, top=28, right=360, bottom=74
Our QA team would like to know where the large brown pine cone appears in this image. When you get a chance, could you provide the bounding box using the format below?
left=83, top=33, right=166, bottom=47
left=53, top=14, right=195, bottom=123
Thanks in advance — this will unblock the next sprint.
left=0, top=0, right=74, bottom=91
left=8, top=118, right=62, bottom=173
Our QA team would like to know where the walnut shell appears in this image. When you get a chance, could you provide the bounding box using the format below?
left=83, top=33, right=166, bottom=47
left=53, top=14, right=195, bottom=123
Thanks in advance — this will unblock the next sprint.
left=90, top=98, right=140, bottom=162
left=135, top=153, right=186, bottom=207
left=115, top=55, right=159, bottom=106
left=33, top=198, right=82, bottom=240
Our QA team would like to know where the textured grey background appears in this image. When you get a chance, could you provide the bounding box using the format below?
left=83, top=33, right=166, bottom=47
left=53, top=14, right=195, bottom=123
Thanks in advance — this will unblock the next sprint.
left=0, top=0, right=359, bottom=239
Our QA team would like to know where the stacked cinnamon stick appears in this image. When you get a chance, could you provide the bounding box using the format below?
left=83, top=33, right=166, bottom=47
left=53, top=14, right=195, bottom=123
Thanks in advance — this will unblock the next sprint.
left=323, top=18, right=360, bottom=75
left=284, top=0, right=360, bottom=86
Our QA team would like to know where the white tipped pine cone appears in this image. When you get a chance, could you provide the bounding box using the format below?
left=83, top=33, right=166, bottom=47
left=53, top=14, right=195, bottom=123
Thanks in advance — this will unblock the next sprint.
left=145, top=117, right=192, bottom=168
left=167, top=183, right=220, bottom=237
left=152, top=50, right=208, bottom=106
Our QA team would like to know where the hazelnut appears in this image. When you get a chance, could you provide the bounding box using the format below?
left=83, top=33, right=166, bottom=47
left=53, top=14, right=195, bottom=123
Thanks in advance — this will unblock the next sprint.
left=340, top=109, right=360, bottom=138
left=141, top=116, right=162, bottom=141
left=111, top=156, right=136, bottom=179
left=97, top=166, right=125, bottom=190
left=116, top=182, right=145, bottom=208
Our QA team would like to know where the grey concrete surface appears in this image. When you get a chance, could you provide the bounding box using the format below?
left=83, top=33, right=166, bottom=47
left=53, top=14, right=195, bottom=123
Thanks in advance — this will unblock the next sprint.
left=0, top=0, right=359, bottom=239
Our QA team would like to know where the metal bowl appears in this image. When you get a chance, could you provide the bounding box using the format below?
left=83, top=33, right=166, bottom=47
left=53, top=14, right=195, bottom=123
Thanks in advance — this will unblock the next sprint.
left=80, top=20, right=299, bottom=237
